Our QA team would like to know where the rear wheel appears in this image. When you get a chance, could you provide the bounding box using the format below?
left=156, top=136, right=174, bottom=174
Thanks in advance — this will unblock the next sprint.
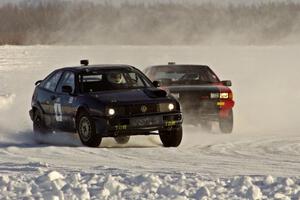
left=33, top=110, right=50, bottom=134
left=159, top=126, right=183, bottom=147
left=219, top=109, right=233, bottom=133
left=114, top=136, right=130, bottom=144
left=77, top=111, right=102, bottom=147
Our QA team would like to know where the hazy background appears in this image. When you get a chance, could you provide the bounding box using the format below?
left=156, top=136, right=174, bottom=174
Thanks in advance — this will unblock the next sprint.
left=0, top=0, right=298, bottom=139
left=0, top=45, right=299, bottom=138
left=1, top=0, right=299, bottom=140
left=1, top=0, right=300, bottom=45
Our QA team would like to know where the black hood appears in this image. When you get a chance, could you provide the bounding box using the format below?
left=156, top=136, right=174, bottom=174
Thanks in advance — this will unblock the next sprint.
left=89, top=88, right=168, bottom=103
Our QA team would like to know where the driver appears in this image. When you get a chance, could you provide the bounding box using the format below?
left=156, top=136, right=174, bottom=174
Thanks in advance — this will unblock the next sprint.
left=107, top=72, right=125, bottom=84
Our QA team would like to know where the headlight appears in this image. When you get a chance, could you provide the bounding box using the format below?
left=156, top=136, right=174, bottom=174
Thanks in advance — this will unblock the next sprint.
left=220, top=92, right=229, bottom=99
left=168, top=103, right=175, bottom=111
left=210, top=93, right=219, bottom=99
left=107, top=108, right=115, bottom=116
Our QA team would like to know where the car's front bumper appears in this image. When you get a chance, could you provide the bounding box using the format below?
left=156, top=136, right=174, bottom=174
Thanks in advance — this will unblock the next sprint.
left=182, top=99, right=234, bottom=121
left=93, top=112, right=183, bottom=137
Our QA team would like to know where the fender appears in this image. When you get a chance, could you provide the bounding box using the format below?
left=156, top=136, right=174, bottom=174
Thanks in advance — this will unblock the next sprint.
left=32, top=101, right=45, bottom=114
left=75, top=104, right=108, bottom=135
left=75, top=104, right=90, bottom=121
left=30, top=101, right=44, bottom=121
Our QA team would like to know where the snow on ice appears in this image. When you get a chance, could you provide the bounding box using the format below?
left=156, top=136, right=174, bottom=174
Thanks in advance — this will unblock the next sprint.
left=0, top=46, right=300, bottom=199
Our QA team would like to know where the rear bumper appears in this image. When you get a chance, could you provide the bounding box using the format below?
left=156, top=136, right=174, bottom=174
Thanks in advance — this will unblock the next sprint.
left=93, top=112, right=183, bottom=137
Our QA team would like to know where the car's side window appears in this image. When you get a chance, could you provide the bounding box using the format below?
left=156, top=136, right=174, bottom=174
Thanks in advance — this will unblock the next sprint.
left=43, top=71, right=63, bottom=92
left=56, top=71, right=75, bottom=93
left=127, top=72, right=144, bottom=86
left=79, top=74, right=104, bottom=93
left=205, top=70, right=219, bottom=82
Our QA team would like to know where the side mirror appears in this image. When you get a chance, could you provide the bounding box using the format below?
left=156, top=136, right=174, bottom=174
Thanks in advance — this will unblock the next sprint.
left=221, top=80, right=232, bottom=87
left=153, top=81, right=160, bottom=88
left=35, top=80, right=42, bottom=86
left=62, top=85, right=73, bottom=94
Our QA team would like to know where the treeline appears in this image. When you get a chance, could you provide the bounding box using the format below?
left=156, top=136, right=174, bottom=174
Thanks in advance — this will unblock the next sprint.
left=1, top=1, right=300, bottom=45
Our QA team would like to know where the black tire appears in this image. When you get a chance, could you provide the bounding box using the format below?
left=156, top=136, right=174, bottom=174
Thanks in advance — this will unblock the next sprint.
left=114, top=136, right=130, bottom=144
left=159, top=126, right=183, bottom=147
left=200, top=120, right=212, bottom=132
left=33, top=110, right=50, bottom=134
left=219, top=109, right=234, bottom=134
left=77, top=111, right=102, bottom=147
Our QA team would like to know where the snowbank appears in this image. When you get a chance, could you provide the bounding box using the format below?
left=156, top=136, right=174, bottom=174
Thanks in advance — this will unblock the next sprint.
left=1, top=169, right=300, bottom=199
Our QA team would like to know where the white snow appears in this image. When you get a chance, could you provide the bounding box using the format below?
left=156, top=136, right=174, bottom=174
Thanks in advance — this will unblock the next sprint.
left=0, top=45, right=300, bottom=199
left=1, top=171, right=300, bottom=199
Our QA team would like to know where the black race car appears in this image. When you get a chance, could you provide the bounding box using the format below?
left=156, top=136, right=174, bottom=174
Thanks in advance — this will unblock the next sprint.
left=29, top=60, right=183, bottom=147
left=143, top=63, right=235, bottom=133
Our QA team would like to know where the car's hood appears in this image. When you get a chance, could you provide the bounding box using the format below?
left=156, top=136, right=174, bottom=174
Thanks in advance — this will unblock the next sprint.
left=166, top=84, right=230, bottom=93
left=89, top=88, right=169, bottom=104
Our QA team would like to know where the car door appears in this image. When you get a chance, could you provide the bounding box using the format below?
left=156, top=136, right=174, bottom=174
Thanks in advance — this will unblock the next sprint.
left=38, top=70, right=63, bottom=128
left=55, top=71, right=77, bottom=131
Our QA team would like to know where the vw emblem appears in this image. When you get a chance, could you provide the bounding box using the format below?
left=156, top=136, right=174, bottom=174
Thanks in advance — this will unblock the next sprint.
left=141, top=105, right=147, bottom=113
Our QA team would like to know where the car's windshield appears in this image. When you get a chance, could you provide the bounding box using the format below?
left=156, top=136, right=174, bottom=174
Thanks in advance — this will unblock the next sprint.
left=151, top=66, right=220, bottom=86
left=79, top=69, right=152, bottom=93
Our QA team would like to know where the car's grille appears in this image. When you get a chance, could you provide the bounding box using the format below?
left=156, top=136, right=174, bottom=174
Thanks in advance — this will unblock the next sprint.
left=121, top=103, right=159, bottom=115
left=128, top=104, right=158, bottom=115
left=178, top=92, right=219, bottom=114
left=179, top=91, right=211, bottom=101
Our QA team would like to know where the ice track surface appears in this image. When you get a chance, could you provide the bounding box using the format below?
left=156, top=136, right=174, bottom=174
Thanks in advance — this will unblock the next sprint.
left=0, top=46, right=300, bottom=199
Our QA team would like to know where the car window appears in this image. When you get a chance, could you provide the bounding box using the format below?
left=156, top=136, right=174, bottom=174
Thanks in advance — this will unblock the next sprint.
left=82, top=74, right=102, bottom=82
left=151, top=66, right=220, bottom=85
left=42, top=71, right=63, bottom=92
left=205, top=70, right=219, bottom=82
left=127, top=72, right=145, bottom=87
left=79, top=69, right=152, bottom=93
left=154, top=71, right=183, bottom=80
left=56, top=71, right=75, bottom=93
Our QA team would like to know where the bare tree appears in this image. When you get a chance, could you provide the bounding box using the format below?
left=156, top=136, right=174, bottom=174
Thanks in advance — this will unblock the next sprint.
left=0, top=1, right=299, bottom=45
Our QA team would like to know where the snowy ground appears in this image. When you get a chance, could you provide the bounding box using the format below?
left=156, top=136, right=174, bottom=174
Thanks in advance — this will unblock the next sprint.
left=0, top=45, right=300, bottom=199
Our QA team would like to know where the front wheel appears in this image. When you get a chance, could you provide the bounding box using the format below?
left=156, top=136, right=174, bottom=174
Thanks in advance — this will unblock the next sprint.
left=77, top=112, right=102, bottom=147
left=159, top=127, right=183, bottom=147
left=219, top=109, right=233, bottom=134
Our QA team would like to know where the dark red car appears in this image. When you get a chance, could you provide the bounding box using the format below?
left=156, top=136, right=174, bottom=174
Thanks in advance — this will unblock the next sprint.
left=144, top=63, right=235, bottom=133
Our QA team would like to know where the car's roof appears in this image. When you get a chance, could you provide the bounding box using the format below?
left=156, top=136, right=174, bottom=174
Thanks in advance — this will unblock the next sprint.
left=148, top=64, right=209, bottom=68
left=56, top=64, right=135, bottom=73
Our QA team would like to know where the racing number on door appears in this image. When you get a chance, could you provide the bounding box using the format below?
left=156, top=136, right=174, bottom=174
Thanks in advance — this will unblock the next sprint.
left=54, top=103, right=62, bottom=122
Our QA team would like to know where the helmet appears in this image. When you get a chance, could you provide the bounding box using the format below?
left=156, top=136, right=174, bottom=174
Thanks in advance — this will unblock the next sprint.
left=107, top=72, right=124, bottom=84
